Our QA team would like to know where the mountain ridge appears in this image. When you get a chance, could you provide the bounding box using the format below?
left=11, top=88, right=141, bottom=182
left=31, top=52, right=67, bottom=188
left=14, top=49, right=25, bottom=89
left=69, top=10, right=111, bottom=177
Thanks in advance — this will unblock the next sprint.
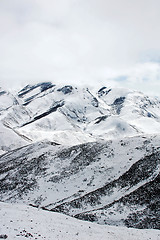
left=1, top=82, right=160, bottom=153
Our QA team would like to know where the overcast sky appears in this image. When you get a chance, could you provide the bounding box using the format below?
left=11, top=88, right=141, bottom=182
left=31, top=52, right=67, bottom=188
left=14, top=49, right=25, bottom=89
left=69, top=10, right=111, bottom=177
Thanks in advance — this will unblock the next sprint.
left=0, top=0, right=160, bottom=96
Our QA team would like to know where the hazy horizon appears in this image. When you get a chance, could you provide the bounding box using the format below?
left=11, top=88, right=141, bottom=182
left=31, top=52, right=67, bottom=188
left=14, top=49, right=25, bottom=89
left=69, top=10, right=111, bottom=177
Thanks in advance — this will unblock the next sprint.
left=1, top=0, right=160, bottom=96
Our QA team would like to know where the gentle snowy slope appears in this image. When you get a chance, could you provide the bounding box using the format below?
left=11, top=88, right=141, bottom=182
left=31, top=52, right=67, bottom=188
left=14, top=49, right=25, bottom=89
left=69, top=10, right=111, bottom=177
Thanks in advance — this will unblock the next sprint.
left=0, top=122, right=29, bottom=154
left=0, top=88, right=18, bottom=112
left=0, top=202, right=160, bottom=240
left=0, top=88, right=30, bottom=154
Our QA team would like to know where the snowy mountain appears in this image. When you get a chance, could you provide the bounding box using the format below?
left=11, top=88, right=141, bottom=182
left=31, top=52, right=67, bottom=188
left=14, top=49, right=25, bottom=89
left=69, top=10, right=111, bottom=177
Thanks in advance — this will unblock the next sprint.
left=0, top=135, right=160, bottom=229
left=0, top=82, right=160, bottom=153
left=0, top=82, right=160, bottom=233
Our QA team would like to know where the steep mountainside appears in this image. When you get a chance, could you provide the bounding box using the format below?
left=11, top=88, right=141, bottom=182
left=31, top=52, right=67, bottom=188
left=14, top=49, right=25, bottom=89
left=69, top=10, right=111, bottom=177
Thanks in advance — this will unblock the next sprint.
left=0, top=135, right=159, bottom=229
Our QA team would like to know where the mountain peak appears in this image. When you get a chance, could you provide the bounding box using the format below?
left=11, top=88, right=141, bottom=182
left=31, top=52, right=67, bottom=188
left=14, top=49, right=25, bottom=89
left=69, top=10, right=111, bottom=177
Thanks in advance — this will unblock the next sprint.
left=0, top=83, right=160, bottom=152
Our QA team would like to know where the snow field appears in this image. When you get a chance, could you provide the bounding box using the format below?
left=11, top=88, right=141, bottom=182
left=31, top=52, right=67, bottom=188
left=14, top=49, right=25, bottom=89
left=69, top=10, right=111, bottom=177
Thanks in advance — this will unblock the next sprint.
left=0, top=202, right=160, bottom=240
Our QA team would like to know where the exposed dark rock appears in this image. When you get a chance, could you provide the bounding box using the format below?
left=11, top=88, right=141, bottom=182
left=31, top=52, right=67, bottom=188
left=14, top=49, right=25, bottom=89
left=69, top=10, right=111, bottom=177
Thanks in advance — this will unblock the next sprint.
left=18, top=82, right=54, bottom=98
left=0, top=91, right=7, bottom=96
left=57, top=86, right=73, bottom=94
left=112, top=97, right=125, bottom=114
left=94, top=116, right=108, bottom=124
left=91, top=97, right=99, bottom=107
left=22, top=100, right=65, bottom=127
left=0, top=234, right=8, bottom=239
left=113, top=97, right=125, bottom=106
left=98, top=87, right=111, bottom=97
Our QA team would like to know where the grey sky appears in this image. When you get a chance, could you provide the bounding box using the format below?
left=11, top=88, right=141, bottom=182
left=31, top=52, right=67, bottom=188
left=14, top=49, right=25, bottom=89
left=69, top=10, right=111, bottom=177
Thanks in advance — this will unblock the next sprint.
left=0, top=0, right=160, bottom=96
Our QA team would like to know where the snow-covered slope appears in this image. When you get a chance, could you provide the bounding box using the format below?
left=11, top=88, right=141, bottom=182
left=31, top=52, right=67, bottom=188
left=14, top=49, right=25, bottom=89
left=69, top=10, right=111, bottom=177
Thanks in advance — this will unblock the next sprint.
left=0, top=202, right=160, bottom=240
left=0, top=135, right=159, bottom=229
left=1, top=82, right=160, bottom=152
left=0, top=88, right=30, bottom=153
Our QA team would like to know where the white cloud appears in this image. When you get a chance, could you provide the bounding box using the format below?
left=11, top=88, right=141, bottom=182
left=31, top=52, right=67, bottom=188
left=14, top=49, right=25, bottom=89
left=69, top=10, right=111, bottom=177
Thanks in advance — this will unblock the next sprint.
left=0, top=0, right=160, bottom=96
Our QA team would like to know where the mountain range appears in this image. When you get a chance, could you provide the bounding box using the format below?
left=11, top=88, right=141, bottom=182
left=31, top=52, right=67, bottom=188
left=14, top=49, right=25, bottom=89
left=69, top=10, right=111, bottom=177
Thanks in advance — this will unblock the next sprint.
left=0, top=82, right=160, bottom=233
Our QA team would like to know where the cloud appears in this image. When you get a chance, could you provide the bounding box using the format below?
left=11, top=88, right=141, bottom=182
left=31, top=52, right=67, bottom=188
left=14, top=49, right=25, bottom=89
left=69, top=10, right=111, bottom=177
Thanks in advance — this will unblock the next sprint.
left=0, top=0, right=160, bottom=96
left=103, top=62, right=160, bottom=97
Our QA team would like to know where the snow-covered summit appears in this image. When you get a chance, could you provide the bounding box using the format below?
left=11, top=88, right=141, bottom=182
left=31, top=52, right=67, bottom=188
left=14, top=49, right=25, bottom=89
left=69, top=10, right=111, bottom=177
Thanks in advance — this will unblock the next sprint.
left=0, top=82, right=160, bottom=152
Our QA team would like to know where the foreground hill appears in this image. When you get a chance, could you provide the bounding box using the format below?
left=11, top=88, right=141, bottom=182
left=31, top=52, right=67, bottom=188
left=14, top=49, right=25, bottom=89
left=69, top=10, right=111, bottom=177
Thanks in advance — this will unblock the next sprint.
left=0, top=135, right=159, bottom=229
left=0, top=202, right=159, bottom=240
